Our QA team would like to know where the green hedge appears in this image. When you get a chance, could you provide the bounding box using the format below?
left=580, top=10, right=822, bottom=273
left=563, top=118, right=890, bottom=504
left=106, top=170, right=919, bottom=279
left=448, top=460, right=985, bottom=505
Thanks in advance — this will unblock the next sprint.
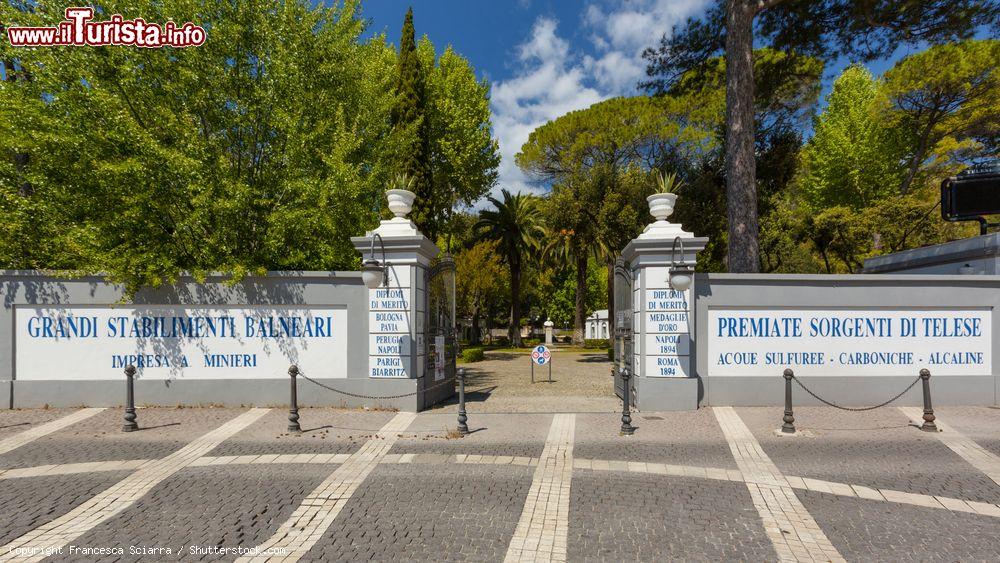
left=607, top=349, right=614, bottom=361
left=461, top=347, right=485, bottom=363
left=584, top=338, right=610, bottom=349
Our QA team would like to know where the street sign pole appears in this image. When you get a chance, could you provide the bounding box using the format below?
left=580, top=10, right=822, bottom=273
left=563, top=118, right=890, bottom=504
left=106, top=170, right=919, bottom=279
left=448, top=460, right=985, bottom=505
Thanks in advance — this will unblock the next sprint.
left=531, top=345, right=551, bottom=384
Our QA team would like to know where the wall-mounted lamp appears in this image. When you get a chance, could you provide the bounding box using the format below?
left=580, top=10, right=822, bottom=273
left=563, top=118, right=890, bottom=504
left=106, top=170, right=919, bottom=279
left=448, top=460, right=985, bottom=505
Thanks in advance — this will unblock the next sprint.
left=361, top=233, right=389, bottom=290
left=668, top=236, right=694, bottom=292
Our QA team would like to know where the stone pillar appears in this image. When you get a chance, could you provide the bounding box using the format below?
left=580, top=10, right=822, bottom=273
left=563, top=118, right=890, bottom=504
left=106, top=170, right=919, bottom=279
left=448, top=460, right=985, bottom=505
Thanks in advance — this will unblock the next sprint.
left=620, top=197, right=708, bottom=411
left=351, top=192, right=440, bottom=411
left=544, top=319, right=554, bottom=345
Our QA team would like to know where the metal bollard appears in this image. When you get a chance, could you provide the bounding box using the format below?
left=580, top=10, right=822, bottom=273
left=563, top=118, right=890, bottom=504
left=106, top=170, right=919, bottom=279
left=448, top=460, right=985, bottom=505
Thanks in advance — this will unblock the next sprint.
left=781, top=369, right=795, bottom=434
left=457, top=368, right=469, bottom=435
left=620, top=367, right=635, bottom=435
left=919, top=369, right=937, bottom=432
left=122, top=365, right=138, bottom=432
left=288, top=365, right=301, bottom=433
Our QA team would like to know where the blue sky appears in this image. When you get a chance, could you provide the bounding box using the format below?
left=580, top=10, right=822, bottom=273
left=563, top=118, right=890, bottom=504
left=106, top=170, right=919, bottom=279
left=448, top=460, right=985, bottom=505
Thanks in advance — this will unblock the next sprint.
left=358, top=0, right=717, bottom=196
left=353, top=1, right=980, bottom=198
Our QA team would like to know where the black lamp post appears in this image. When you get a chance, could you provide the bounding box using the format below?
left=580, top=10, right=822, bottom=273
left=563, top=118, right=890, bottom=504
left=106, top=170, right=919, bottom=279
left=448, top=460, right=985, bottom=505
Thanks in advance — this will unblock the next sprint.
left=361, top=233, right=390, bottom=290
left=668, top=236, right=694, bottom=292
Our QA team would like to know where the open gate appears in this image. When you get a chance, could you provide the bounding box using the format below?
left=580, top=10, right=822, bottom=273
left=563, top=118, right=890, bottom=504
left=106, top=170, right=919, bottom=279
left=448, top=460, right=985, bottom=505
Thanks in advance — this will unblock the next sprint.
left=613, top=257, right=634, bottom=403
left=426, top=254, right=457, bottom=385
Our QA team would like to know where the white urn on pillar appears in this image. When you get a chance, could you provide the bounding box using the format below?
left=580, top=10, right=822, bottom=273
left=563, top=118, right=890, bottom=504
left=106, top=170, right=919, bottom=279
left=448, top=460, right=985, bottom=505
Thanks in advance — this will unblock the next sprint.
left=386, top=189, right=416, bottom=219
left=646, top=192, right=677, bottom=222
left=371, top=173, right=421, bottom=238
left=641, top=171, right=692, bottom=239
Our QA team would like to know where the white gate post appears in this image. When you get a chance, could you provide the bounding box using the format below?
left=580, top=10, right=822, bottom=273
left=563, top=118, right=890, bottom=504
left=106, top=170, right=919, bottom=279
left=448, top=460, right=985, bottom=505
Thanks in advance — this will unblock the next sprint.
left=620, top=198, right=708, bottom=411
left=351, top=191, right=440, bottom=410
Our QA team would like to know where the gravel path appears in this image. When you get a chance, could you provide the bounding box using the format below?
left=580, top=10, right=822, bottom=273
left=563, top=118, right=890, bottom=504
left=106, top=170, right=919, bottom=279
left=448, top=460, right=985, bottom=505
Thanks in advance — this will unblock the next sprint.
left=433, top=350, right=619, bottom=413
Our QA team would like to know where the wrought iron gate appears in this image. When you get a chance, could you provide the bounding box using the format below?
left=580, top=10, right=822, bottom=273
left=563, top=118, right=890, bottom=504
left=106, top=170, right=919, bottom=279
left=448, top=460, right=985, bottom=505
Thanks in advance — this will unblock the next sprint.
left=426, top=254, right=457, bottom=384
left=613, top=257, right=634, bottom=403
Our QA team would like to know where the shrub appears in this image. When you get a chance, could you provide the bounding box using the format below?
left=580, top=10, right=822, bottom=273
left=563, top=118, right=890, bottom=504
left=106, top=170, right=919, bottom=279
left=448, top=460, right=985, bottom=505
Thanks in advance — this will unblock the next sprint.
left=607, top=348, right=614, bottom=361
left=584, top=338, right=610, bottom=349
left=461, top=347, right=485, bottom=363
left=523, top=337, right=541, bottom=347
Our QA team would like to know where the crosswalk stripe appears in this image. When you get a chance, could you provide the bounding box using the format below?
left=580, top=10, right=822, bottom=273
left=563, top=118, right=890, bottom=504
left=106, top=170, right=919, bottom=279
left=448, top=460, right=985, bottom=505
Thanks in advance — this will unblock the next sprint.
left=0, top=408, right=105, bottom=456
left=504, top=413, right=575, bottom=563
left=0, top=408, right=269, bottom=562
left=714, top=407, right=844, bottom=562
left=236, top=411, right=417, bottom=562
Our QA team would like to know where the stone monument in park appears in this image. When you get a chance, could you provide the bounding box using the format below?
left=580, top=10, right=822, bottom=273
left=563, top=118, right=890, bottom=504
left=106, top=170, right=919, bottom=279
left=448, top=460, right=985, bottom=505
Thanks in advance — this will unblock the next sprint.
left=618, top=189, right=707, bottom=411
left=0, top=189, right=453, bottom=411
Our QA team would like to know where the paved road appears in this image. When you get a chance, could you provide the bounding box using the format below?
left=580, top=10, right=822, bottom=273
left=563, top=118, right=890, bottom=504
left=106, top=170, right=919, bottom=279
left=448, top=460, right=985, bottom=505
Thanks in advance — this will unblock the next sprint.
left=1, top=405, right=999, bottom=561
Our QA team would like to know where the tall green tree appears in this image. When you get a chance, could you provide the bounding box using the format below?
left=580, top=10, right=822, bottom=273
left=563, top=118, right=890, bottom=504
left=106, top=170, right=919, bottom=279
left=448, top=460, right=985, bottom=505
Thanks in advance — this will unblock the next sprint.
left=540, top=181, right=602, bottom=345
left=455, top=239, right=507, bottom=345
left=391, top=7, right=434, bottom=237
left=0, top=0, right=398, bottom=292
left=417, top=39, right=500, bottom=247
left=883, top=39, right=1000, bottom=194
left=642, top=0, right=999, bottom=273
left=799, top=66, right=905, bottom=210
left=518, top=96, right=715, bottom=341
left=476, top=189, right=544, bottom=347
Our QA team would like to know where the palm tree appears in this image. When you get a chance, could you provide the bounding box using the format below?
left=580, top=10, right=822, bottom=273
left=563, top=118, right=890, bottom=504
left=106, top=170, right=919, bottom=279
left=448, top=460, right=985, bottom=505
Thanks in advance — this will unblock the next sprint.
left=477, top=189, right=544, bottom=347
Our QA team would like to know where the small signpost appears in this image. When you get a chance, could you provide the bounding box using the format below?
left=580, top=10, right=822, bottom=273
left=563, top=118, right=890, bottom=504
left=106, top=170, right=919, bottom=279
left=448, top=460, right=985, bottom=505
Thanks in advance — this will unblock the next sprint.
left=530, top=344, right=552, bottom=383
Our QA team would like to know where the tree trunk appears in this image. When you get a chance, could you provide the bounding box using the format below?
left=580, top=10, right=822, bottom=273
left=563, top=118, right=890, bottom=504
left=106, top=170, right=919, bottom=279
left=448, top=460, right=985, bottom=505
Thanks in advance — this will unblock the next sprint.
left=486, top=301, right=494, bottom=344
left=898, top=120, right=935, bottom=195
left=509, top=260, right=523, bottom=348
left=14, top=151, right=32, bottom=196
left=724, top=0, right=760, bottom=273
left=573, top=255, right=587, bottom=346
left=606, top=259, right=615, bottom=349
left=471, top=306, right=481, bottom=345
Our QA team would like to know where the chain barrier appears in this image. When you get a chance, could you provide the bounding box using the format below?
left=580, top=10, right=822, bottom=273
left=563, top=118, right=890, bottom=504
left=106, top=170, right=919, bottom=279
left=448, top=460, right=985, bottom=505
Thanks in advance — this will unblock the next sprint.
left=297, top=371, right=458, bottom=400
left=791, top=374, right=921, bottom=412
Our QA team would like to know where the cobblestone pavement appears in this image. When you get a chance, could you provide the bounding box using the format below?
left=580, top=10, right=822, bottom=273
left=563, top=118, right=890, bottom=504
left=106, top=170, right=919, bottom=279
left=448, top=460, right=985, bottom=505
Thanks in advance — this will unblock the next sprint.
left=0, top=409, right=88, bottom=441
left=392, top=413, right=551, bottom=458
left=67, top=464, right=334, bottom=562
left=1, top=404, right=1000, bottom=561
left=0, top=473, right=131, bottom=546
left=304, top=463, right=532, bottom=561
left=933, top=406, right=1000, bottom=458
left=568, top=471, right=774, bottom=561
left=206, top=409, right=395, bottom=457
left=0, top=408, right=247, bottom=469
left=738, top=406, right=1000, bottom=503
left=573, top=411, right=738, bottom=469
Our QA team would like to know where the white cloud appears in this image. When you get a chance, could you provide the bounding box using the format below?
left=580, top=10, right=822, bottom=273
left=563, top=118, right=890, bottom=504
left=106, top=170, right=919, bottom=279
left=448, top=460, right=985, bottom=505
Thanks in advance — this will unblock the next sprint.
left=487, top=1, right=709, bottom=202
left=489, top=17, right=603, bottom=200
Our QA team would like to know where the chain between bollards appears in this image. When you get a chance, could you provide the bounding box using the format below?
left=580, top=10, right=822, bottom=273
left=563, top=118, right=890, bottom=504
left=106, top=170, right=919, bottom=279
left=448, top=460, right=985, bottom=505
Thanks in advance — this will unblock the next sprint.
left=781, top=368, right=933, bottom=432
left=919, top=368, right=937, bottom=432
left=122, top=365, right=138, bottom=432
left=457, top=368, right=469, bottom=435
left=620, top=366, right=635, bottom=435
left=288, top=365, right=301, bottom=433
left=781, top=369, right=795, bottom=434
